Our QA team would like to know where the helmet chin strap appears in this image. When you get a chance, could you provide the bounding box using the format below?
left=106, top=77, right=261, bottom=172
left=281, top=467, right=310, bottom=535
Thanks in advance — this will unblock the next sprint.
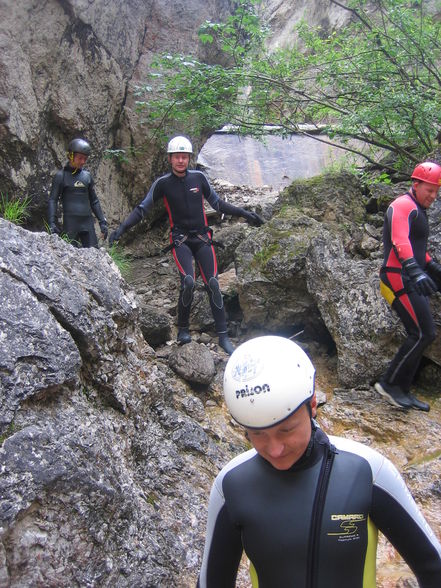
left=68, top=152, right=79, bottom=173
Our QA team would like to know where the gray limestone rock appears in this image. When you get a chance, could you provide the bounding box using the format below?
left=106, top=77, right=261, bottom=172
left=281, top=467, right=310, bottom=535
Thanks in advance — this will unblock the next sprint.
left=0, top=218, right=240, bottom=587
left=139, top=303, right=172, bottom=347
left=168, top=342, right=216, bottom=385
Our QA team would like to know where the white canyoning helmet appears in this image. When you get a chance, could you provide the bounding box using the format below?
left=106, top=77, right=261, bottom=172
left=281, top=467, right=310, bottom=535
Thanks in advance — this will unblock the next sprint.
left=167, top=136, right=193, bottom=154
left=223, top=336, right=315, bottom=429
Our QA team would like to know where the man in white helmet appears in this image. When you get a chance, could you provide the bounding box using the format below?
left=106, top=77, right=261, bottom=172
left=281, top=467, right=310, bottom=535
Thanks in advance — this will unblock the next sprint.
left=197, top=336, right=441, bottom=587
left=109, top=136, right=263, bottom=354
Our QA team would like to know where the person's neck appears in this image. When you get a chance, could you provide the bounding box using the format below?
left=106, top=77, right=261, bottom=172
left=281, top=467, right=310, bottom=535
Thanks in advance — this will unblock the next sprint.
left=288, top=422, right=327, bottom=471
left=66, top=162, right=81, bottom=171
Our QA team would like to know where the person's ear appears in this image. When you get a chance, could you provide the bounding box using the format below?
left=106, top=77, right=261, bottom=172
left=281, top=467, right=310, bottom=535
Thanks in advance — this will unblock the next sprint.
left=310, top=394, right=317, bottom=418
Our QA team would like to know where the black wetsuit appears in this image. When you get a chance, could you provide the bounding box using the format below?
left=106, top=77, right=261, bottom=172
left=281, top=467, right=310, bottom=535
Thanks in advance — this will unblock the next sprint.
left=48, top=164, right=106, bottom=248
left=118, top=170, right=247, bottom=333
left=198, top=427, right=441, bottom=588
left=380, top=189, right=436, bottom=392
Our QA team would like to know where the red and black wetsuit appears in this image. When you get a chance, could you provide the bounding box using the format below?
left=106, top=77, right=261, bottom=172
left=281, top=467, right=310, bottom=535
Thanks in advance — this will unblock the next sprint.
left=48, top=164, right=106, bottom=248
left=118, top=169, right=246, bottom=333
left=380, top=188, right=436, bottom=392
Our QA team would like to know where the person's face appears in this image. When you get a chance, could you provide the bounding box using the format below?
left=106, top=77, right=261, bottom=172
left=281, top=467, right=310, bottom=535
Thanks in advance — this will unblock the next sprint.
left=246, top=397, right=317, bottom=471
left=413, top=180, right=440, bottom=208
left=169, top=152, right=190, bottom=176
left=71, top=152, right=88, bottom=169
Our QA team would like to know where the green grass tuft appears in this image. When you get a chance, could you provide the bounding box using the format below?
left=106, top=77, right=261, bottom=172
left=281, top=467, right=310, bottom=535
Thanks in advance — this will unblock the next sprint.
left=0, top=192, right=31, bottom=225
left=108, top=243, right=132, bottom=277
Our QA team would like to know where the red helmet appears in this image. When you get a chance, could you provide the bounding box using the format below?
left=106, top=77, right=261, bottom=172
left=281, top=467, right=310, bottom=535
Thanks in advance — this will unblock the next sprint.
left=411, top=161, right=441, bottom=186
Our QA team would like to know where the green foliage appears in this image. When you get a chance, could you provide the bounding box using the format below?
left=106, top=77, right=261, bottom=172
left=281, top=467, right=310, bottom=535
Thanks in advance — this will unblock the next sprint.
left=362, top=171, right=393, bottom=186
left=43, top=220, right=76, bottom=244
left=134, top=0, right=268, bottom=143
left=134, top=0, right=441, bottom=174
left=103, top=148, right=132, bottom=164
left=0, top=422, right=16, bottom=445
left=251, top=242, right=280, bottom=269
left=107, top=243, right=132, bottom=277
left=0, top=192, right=31, bottom=225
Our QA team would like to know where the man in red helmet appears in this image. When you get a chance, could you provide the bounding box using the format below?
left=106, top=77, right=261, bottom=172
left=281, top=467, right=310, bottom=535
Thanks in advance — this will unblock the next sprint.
left=375, top=161, right=441, bottom=411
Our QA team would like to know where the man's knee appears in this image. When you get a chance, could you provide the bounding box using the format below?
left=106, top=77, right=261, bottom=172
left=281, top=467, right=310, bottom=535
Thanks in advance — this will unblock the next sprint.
left=207, top=277, right=223, bottom=310
left=181, top=275, right=195, bottom=307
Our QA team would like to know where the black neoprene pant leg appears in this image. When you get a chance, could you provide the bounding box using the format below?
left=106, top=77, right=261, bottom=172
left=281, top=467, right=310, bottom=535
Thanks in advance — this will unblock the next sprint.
left=172, top=236, right=227, bottom=333
left=385, top=290, right=436, bottom=392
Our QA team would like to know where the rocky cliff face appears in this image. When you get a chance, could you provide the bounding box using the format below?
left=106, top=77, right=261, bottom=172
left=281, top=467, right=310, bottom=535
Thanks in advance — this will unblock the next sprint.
left=0, top=0, right=230, bottom=228
left=0, top=218, right=246, bottom=587
left=0, top=0, right=357, bottom=231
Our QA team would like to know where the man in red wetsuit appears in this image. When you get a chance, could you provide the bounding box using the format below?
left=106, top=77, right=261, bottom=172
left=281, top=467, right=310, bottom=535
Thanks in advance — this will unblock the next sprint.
left=376, top=161, right=441, bottom=411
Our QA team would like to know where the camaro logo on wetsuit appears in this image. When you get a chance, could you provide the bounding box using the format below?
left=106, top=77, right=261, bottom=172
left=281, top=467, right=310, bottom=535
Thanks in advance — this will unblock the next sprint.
left=74, top=180, right=86, bottom=187
left=328, top=514, right=366, bottom=542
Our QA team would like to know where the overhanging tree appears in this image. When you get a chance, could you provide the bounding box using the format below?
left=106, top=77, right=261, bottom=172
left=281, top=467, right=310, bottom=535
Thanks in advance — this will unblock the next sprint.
left=133, top=0, right=441, bottom=174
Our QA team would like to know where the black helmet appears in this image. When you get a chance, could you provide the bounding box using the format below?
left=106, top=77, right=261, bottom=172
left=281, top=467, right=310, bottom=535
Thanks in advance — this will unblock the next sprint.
left=68, top=138, right=91, bottom=156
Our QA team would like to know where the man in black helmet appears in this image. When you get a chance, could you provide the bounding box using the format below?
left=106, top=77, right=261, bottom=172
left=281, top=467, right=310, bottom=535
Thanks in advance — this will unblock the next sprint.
left=48, top=138, right=108, bottom=248
left=109, top=135, right=264, bottom=355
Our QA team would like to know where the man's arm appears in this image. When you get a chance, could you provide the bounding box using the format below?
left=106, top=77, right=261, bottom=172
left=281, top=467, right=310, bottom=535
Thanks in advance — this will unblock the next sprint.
left=388, top=196, right=417, bottom=262
left=201, top=173, right=264, bottom=226
left=88, top=177, right=108, bottom=238
left=388, top=197, right=437, bottom=295
left=197, top=477, right=243, bottom=588
left=330, top=437, right=441, bottom=588
left=47, top=170, right=64, bottom=233
left=108, top=185, right=157, bottom=246
left=369, top=453, right=441, bottom=587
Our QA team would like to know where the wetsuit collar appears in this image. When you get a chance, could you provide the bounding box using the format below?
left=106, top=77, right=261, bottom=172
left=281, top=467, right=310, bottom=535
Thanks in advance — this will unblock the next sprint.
left=64, top=163, right=82, bottom=174
left=171, top=169, right=188, bottom=179
left=407, top=187, right=428, bottom=210
left=287, top=422, right=329, bottom=471
left=408, top=188, right=419, bottom=205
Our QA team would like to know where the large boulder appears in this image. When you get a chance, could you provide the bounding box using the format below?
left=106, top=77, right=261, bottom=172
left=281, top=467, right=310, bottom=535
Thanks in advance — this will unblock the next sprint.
left=234, top=173, right=441, bottom=386
left=0, top=219, right=244, bottom=587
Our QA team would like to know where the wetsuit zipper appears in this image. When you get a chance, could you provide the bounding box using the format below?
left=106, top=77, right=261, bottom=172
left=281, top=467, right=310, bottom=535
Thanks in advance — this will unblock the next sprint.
left=305, top=443, right=336, bottom=588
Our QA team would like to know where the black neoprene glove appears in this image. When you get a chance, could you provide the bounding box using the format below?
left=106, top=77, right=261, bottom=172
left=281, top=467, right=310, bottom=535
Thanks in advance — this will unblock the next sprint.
left=241, top=209, right=264, bottom=226
left=99, top=220, right=108, bottom=240
left=402, top=257, right=437, bottom=296
left=108, top=225, right=124, bottom=247
left=108, top=207, right=144, bottom=247
left=425, top=260, right=441, bottom=289
left=48, top=222, right=60, bottom=235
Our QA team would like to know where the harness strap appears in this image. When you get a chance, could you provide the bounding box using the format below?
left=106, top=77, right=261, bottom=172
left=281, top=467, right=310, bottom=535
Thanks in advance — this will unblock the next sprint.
left=162, top=226, right=225, bottom=253
left=380, top=279, right=406, bottom=305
